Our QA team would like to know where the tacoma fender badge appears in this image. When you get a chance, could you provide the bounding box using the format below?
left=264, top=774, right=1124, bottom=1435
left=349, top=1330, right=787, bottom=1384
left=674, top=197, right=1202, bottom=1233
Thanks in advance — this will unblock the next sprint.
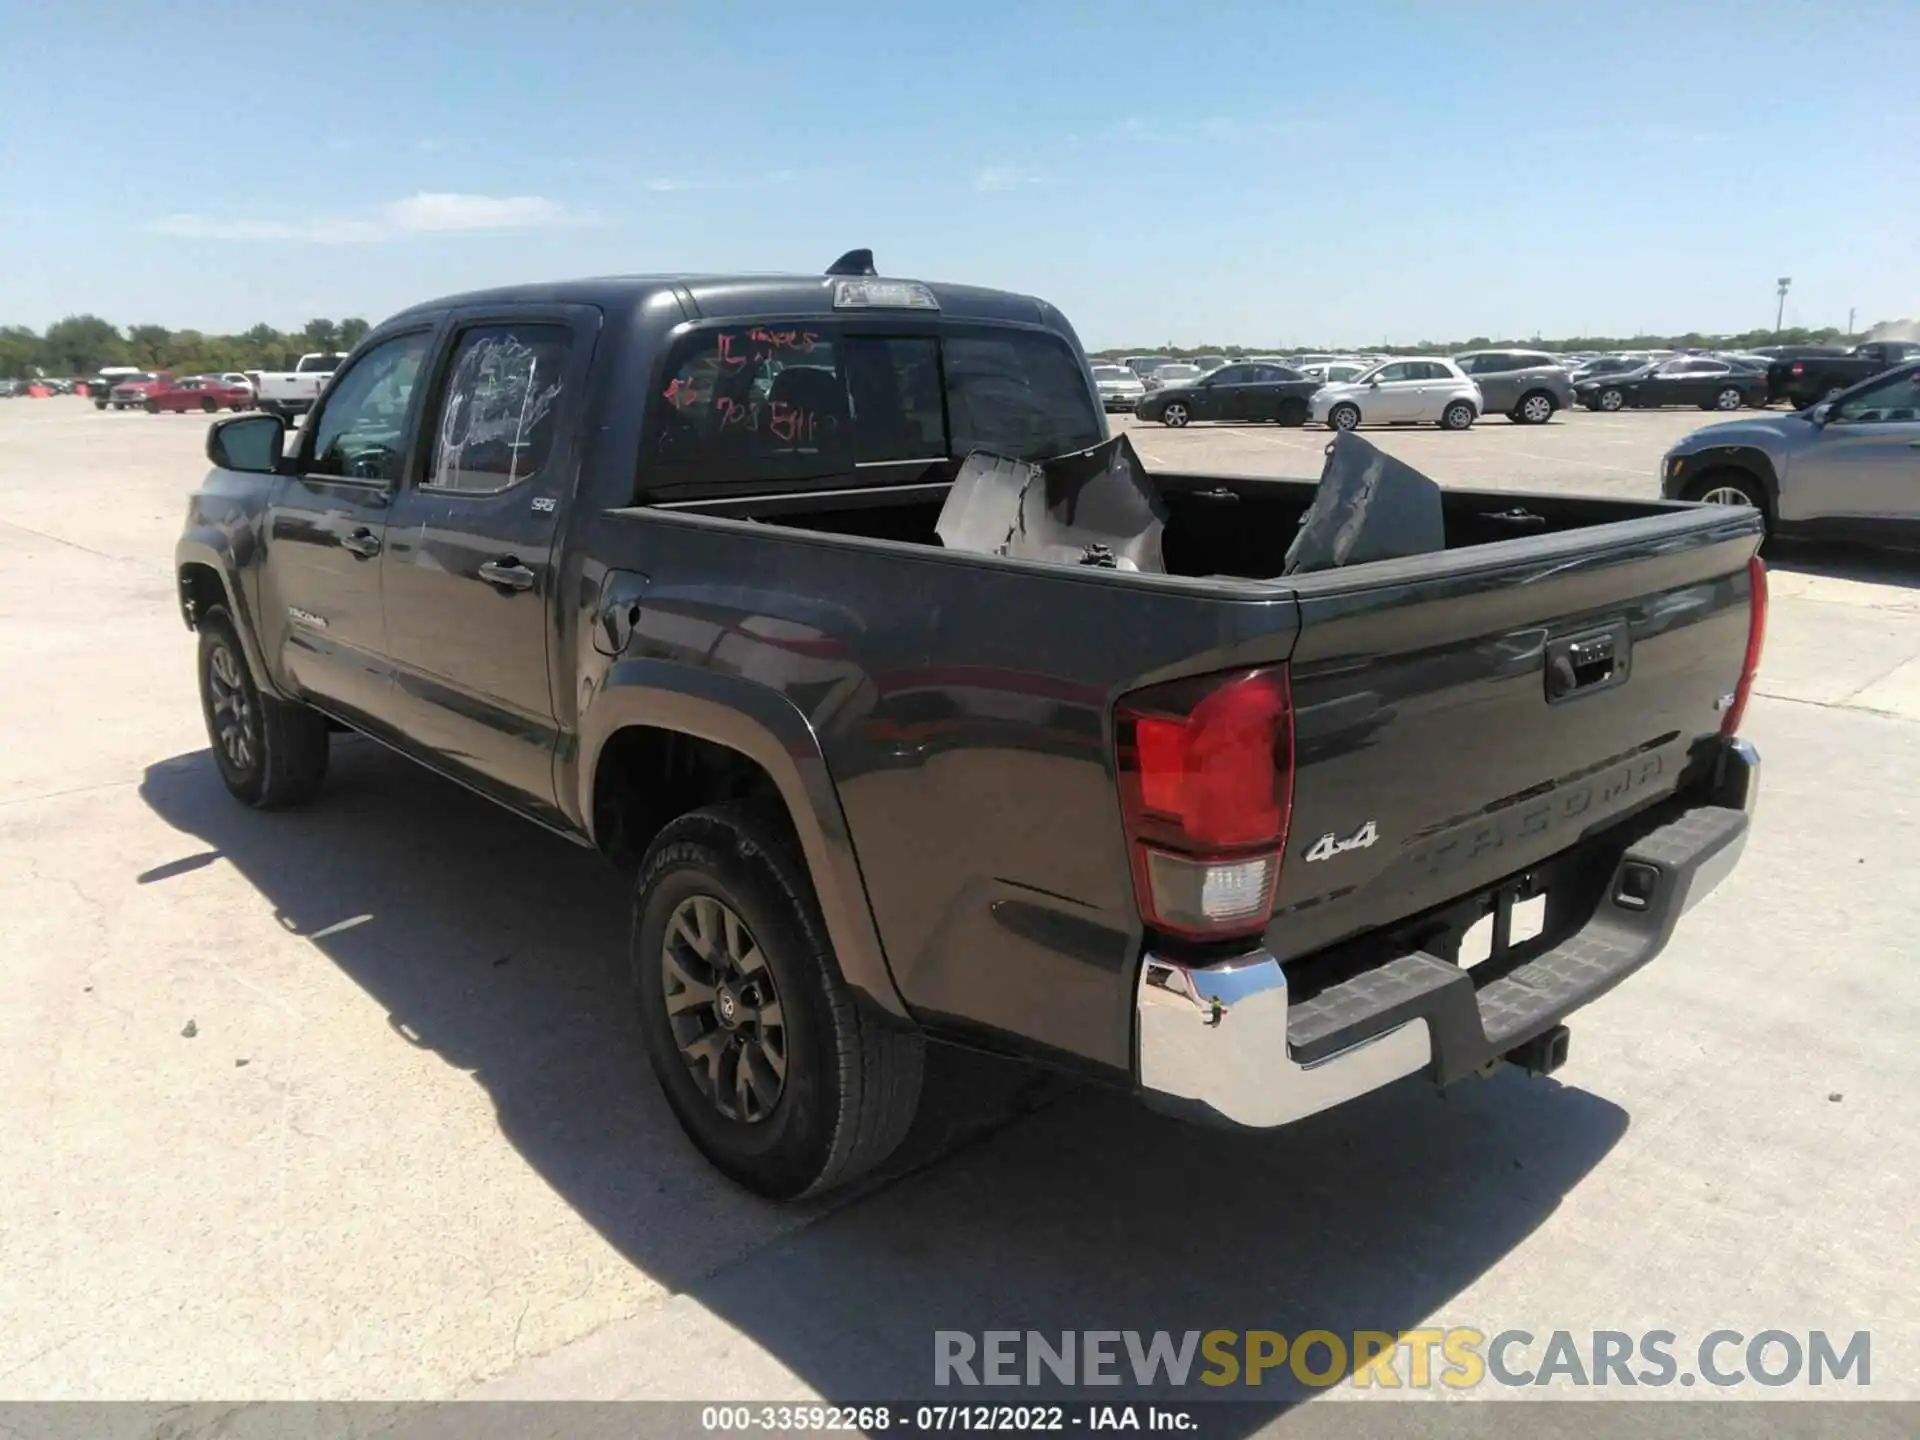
left=1304, top=820, right=1378, bottom=863
left=286, top=606, right=328, bottom=629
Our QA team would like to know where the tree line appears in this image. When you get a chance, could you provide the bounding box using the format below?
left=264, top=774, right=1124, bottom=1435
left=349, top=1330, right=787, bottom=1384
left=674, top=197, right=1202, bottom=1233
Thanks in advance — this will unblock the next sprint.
left=0, top=314, right=374, bottom=380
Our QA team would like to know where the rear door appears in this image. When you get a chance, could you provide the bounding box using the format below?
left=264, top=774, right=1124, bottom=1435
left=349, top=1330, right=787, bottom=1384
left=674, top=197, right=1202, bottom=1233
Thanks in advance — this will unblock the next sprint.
left=257, top=326, right=437, bottom=731
left=379, top=307, right=598, bottom=816
left=1270, top=507, right=1762, bottom=964
left=1410, top=361, right=1459, bottom=418
left=1468, top=354, right=1517, bottom=412
left=1208, top=364, right=1256, bottom=420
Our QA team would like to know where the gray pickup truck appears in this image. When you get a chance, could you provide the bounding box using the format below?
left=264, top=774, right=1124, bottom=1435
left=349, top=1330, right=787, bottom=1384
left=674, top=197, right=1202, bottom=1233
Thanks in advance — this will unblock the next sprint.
left=176, top=253, right=1765, bottom=1199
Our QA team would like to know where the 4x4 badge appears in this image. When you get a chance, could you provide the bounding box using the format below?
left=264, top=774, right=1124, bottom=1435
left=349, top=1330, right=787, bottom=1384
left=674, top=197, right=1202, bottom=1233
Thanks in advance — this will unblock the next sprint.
left=1304, top=820, right=1379, bottom=863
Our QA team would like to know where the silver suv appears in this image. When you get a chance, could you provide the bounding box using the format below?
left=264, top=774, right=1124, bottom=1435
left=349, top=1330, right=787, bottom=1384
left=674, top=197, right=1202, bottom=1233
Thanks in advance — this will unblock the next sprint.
left=1453, top=350, right=1576, bottom=424
left=1661, top=361, right=1920, bottom=544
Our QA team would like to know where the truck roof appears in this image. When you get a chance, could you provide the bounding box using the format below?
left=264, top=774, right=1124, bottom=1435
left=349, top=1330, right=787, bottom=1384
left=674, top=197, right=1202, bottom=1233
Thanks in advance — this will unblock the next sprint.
left=388, top=273, right=1063, bottom=330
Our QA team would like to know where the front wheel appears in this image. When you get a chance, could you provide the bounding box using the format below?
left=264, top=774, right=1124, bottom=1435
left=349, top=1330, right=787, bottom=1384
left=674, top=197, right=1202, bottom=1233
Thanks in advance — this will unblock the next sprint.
left=1327, top=402, right=1361, bottom=431
left=1160, top=402, right=1190, bottom=428
left=633, top=803, right=925, bottom=1200
left=1682, top=470, right=1769, bottom=536
left=197, top=608, right=330, bottom=808
left=1441, top=400, right=1476, bottom=430
left=1596, top=388, right=1625, bottom=412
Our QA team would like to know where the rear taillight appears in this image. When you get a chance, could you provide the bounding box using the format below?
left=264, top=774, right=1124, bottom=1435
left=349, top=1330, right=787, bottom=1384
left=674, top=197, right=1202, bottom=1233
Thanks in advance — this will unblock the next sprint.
left=1115, top=667, right=1294, bottom=940
left=1719, top=555, right=1768, bottom=737
left=1789, top=361, right=1804, bottom=377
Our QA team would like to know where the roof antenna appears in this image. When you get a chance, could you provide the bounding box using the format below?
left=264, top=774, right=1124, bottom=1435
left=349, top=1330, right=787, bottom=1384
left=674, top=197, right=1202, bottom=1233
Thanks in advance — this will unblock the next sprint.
left=826, top=248, right=877, bottom=277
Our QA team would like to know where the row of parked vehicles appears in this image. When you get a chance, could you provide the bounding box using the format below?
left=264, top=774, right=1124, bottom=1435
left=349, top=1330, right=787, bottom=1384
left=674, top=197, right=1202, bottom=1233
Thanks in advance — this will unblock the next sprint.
left=1095, top=339, right=1920, bottom=431
left=65, top=352, right=350, bottom=418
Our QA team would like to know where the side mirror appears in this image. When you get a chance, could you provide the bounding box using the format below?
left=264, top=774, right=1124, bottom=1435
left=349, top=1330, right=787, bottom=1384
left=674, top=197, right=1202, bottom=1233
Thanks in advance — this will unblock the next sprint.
left=1808, top=403, right=1833, bottom=427
left=207, top=413, right=288, bottom=474
left=1368, top=378, right=1381, bottom=388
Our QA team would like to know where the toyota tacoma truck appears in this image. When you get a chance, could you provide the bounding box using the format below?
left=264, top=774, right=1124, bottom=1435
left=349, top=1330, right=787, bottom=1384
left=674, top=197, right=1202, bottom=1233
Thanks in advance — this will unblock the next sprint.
left=176, top=252, right=1766, bottom=1200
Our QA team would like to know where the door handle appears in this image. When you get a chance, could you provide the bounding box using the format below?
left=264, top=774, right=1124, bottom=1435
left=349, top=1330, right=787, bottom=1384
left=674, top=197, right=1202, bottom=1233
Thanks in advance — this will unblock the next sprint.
left=479, top=558, right=536, bottom=592
left=340, top=528, right=381, bottom=558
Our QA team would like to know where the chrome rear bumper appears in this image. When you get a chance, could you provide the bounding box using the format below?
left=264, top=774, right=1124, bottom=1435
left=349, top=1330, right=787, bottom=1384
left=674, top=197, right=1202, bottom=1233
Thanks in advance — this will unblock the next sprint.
left=1137, top=952, right=1431, bottom=1129
left=1135, top=739, right=1760, bottom=1130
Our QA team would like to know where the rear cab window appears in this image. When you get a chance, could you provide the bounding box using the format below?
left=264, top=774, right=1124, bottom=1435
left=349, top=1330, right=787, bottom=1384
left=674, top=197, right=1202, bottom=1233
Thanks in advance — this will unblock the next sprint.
left=642, top=320, right=1102, bottom=500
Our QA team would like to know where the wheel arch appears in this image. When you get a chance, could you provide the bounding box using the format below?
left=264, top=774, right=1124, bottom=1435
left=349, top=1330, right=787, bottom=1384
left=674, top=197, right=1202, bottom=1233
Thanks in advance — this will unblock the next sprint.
left=580, top=664, right=909, bottom=1019
left=176, top=538, right=284, bottom=698
left=1673, top=447, right=1780, bottom=521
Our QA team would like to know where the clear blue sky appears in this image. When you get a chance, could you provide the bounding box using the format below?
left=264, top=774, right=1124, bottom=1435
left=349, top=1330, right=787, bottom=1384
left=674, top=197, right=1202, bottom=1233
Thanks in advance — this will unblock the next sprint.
left=2, top=2, right=1915, bottom=347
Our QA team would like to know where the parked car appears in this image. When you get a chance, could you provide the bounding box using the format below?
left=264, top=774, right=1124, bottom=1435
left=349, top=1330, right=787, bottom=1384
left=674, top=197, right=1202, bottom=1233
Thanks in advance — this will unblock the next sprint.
left=1091, top=364, right=1147, bottom=413
left=1121, top=354, right=1177, bottom=379
left=1296, top=360, right=1369, bottom=385
left=106, top=372, right=174, bottom=410
left=1134, top=361, right=1320, bottom=427
left=1452, top=350, right=1576, bottom=424
left=1142, top=362, right=1204, bottom=392
left=1764, top=341, right=1920, bottom=410
left=1311, top=358, right=1483, bottom=430
left=1189, top=355, right=1230, bottom=373
left=135, top=375, right=257, bottom=414
left=250, top=352, right=347, bottom=419
left=1662, top=360, right=1920, bottom=545
left=1577, top=357, right=1767, bottom=413
left=88, top=366, right=149, bottom=407
left=174, top=255, right=1761, bottom=1200
left=1568, top=357, right=1648, bottom=385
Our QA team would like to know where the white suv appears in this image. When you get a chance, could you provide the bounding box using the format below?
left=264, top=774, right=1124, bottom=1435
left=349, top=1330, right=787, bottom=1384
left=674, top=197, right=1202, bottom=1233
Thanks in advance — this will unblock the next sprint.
left=1310, top=357, right=1484, bottom=431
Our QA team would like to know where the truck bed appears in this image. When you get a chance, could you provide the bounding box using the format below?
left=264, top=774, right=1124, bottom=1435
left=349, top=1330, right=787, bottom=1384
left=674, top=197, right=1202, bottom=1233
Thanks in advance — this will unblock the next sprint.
left=653, top=467, right=1684, bottom=582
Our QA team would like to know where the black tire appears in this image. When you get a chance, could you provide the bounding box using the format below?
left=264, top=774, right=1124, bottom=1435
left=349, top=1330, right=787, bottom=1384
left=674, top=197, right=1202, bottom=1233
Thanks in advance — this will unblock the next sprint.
left=633, top=803, right=925, bottom=1200
left=144, top=399, right=159, bottom=414
left=1276, top=398, right=1309, bottom=427
left=1511, top=391, right=1556, bottom=425
left=202, top=397, right=218, bottom=413
left=1327, top=402, right=1361, bottom=431
left=93, top=400, right=107, bottom=410
left=196, top=607, right=330, bottom=809
left=1160, top=401, right=1190, bottom=428
left=1441, top=400, right=1476, bottom=431
left=1680, top=470, right=1770, bottom=535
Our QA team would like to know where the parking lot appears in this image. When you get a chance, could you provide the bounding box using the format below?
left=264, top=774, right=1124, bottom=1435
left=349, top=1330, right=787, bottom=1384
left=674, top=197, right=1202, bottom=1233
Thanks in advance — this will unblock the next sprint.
left=2, top=396, right=1918, bottom=1410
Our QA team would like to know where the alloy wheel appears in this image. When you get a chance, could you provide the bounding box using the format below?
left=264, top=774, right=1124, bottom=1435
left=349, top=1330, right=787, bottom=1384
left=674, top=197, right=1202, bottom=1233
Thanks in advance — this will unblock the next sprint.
left=1521, top=394, right=1553, bottom=423
left=1715, top=388, right=1742, bottom=411
left=661, top=894, right=788, bottom=1124
left=1699, top=485, right=1755, bottom=508
left=1163, top=403, right=1189, bottom=428
left=206, top=641, right=256, bottom=772
left=1598, top=389, right=1624, bottom=411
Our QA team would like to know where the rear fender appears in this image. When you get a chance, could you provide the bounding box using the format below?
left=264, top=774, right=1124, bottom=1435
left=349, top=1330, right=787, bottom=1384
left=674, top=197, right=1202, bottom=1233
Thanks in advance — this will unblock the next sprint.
left=579, top=663, right=908, bottom=1018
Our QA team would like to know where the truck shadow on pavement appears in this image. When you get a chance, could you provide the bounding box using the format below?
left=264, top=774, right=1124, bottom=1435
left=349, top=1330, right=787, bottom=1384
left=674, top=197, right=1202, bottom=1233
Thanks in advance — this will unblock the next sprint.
left=141, top=740, right=1628, bottom=1425
left=1766, top=539, right=1920, bottom=592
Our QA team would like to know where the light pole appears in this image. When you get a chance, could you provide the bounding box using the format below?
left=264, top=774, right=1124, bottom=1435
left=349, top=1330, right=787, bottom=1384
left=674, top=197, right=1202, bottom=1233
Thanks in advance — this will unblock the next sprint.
left=1847, top=307, right=1856, bottom=339
left=1775, top=277, right=1792, bottom=336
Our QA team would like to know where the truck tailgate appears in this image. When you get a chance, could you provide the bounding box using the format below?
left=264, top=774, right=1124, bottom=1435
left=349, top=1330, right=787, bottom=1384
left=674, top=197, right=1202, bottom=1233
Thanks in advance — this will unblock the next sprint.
left=1267, top=507, right=1763, bottom=965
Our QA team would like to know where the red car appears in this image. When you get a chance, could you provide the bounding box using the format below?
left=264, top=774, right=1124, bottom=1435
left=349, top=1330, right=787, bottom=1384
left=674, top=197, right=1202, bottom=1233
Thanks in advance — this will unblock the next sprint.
left=118, top=374, right=254, bottom=414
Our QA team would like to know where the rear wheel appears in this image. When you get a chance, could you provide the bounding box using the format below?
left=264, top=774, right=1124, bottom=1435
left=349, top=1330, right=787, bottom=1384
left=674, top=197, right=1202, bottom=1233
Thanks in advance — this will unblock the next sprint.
left=1512, top=391, right=1556, bottom=425
left=633, top=803, right=924, bottom=1200
left=196, top=608, right=330, bottom=809
left=201, top=397, right=218, bottom=413
left=1328, top=402, right=1361, bottom=431
left=1160, top=402, right=1190, bottom=428
left=1277, top=397, right=1309, bottom=427
left=143, top=400, right=159, bottom=414
left=1441, top=400, right=1476, bottom=430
